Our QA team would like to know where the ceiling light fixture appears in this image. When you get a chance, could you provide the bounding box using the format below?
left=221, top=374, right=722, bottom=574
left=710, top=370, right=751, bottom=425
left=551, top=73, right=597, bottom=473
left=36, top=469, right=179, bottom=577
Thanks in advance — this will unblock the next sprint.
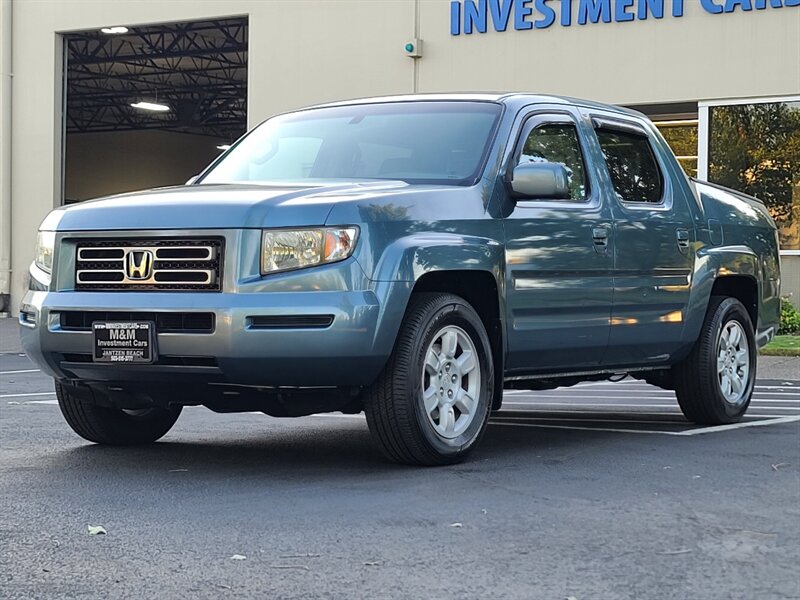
left=131, top=101, right=170, bottom=112
left=100, top=26, right=129, bottom=34
left=216, top=144, right=232, bottom=151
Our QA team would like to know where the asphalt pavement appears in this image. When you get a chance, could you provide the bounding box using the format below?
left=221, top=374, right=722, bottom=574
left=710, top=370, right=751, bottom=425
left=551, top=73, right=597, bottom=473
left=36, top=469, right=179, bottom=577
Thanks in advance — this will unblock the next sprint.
left=1, top=318, right=799, bottom=599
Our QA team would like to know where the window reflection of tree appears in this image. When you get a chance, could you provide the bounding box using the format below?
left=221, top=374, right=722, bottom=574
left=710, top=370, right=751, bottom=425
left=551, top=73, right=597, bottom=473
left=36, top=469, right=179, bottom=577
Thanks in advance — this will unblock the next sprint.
left=657, top=124, right=698, bottom=177
left=709, top=102, right=800, bottom=250
left=520, top=124, right=587, bottom=200
left=596, top=130, right=662, bottom=203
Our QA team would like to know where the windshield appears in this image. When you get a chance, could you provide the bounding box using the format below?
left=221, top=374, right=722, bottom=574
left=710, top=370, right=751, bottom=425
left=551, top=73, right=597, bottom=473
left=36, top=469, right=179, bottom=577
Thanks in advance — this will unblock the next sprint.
left=199, top=101, right=502, bottom=186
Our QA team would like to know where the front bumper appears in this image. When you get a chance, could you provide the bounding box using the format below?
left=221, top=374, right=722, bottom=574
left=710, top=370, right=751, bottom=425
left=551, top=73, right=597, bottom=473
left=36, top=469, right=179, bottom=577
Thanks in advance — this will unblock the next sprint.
left=20, top=287, right=393, bottom=387
left=20, top=227, right=412, bottom=390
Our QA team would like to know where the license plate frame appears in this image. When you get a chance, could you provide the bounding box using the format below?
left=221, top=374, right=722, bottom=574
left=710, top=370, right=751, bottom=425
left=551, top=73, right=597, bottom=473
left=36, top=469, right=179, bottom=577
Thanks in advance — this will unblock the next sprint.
left=92, top=321, right=156, bottom=364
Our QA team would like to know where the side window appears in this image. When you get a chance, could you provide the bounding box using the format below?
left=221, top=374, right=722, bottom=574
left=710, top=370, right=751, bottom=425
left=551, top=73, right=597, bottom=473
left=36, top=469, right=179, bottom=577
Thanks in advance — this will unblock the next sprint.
left=518, top=123, right=588, bottom=201
left=595, top=128, right=664, bottom=204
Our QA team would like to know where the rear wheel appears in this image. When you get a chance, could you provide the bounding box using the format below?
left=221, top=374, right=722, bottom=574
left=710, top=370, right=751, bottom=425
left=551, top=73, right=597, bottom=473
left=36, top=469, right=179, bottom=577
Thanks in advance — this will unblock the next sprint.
left=56, top=382, right=182, bottom=445
left=364, top=293, right=494, bottom=466
left=675, top=297, right=756, bottom=424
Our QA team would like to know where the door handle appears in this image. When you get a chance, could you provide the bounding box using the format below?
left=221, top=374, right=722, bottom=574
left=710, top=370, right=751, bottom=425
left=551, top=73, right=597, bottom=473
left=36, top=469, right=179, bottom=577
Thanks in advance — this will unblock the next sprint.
left=592, top=227, right=609, bottom=253
left=676, top=229, right=690, bottom=253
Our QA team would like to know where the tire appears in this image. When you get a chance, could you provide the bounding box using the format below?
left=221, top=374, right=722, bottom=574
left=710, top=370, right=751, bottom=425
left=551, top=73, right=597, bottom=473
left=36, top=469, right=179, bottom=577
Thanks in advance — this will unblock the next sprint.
left=675, top=296, right=757, bottom=425
left=56, top=382, right=182, bottom=445
left=364, top=292, right=495, bottom=466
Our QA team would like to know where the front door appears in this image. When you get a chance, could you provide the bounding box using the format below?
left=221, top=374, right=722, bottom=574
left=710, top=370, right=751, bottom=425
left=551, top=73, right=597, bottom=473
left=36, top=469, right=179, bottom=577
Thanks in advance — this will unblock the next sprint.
left=503, top=111, right=614, bottom=373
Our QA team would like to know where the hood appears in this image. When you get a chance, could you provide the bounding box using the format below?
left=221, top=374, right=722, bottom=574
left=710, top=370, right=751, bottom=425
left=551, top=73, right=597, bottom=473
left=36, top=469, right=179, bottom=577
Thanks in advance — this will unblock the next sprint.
left=42, top=181, right=411, bottom=231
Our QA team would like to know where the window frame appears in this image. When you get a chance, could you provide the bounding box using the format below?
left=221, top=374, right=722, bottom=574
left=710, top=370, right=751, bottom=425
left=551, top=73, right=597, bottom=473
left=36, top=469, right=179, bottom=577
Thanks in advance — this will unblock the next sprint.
left=508, top=112, right=594, bottom=205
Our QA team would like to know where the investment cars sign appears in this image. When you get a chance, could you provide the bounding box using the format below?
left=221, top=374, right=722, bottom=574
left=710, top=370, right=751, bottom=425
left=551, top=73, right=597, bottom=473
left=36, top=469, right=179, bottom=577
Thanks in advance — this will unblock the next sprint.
left=449, top=0, right=798, bottom=33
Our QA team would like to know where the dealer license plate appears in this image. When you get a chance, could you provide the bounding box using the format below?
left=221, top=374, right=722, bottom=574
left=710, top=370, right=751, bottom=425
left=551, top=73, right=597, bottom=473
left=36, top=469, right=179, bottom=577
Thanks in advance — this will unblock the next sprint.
left=93, top=322, right=156, bottom=364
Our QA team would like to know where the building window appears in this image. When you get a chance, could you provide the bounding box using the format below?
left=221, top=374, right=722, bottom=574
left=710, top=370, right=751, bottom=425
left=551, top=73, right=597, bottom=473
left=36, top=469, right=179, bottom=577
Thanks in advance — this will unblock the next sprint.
left=707, top=100, right=800, bottom=251
left=655, top=119, right=698, bottom=178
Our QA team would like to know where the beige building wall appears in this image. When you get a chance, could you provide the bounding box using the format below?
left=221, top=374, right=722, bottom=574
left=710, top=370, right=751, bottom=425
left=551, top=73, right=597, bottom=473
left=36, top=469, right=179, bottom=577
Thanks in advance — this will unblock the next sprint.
left=5, top=0, right=800, bottom=311
left=418, top=1, right=800, bottom=104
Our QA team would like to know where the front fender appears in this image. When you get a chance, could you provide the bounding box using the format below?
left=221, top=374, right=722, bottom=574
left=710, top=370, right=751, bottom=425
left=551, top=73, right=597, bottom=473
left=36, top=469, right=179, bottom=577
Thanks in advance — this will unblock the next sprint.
left=369, top=232, right=504, bottom=283
left=363, top=231, right=506, bottom=368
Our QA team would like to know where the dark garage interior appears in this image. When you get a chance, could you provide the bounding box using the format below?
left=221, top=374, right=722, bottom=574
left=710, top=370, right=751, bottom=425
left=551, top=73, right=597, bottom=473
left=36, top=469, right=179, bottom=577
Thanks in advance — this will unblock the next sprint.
left=63, top=17, right=248, bottom=203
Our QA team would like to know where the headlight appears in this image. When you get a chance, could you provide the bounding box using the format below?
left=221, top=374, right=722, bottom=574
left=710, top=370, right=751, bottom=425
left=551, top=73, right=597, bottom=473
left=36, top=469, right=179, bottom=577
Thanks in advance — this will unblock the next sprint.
left=261, top=227, right=359, bottom=275
left=34, top=231, right=55, bottom=273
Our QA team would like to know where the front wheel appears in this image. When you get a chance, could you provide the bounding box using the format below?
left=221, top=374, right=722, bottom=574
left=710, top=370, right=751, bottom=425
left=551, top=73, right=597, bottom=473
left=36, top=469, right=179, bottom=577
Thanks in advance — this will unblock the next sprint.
left=56, top=382, right=182, bottom=445
left=364, top=293, right=494, bottom=466
left=675, top=297, right=757, bottom=425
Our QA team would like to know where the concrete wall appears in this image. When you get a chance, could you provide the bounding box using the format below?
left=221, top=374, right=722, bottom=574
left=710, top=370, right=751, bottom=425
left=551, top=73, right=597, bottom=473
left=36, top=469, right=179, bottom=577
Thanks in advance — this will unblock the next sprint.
left=65, top=131, right=226, bottom=202
left=0, top=0, right=11, bottom=313
left=783, top=255, right=800, bottom=309
left=4, top=0, right=800, bottom=311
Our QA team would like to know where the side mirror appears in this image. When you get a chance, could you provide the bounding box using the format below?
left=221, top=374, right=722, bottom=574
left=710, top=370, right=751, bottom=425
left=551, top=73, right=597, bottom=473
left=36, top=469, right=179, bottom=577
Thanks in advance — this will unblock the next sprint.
left=510, top=162, right=570, bottom=200
left=185, top=175, right=199, bottom=185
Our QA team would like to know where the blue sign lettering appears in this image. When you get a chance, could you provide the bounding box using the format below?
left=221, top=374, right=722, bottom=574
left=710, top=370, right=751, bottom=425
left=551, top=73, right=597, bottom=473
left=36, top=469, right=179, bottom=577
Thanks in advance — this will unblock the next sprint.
left=451, top=1, right=462, bottom=34
left=637, top=0, right=665, bottom=19
left=578, top=0, right=612, bottom=23
left=449, top=0, right=794, bottom=34
left=535, top=0, right=558, bottom=26
left=464, top=0, right=488, bottom=33
left=515, top=0, right=535, bottom=28
left=561, top=0, right=573, bottom=23
left=490, top=0, right=515, bottom=29
left=616, top=0, right=636, bottom=20
left=700, top=0, right=723, bottom=12
left=724, top=0, right=752, bottom=10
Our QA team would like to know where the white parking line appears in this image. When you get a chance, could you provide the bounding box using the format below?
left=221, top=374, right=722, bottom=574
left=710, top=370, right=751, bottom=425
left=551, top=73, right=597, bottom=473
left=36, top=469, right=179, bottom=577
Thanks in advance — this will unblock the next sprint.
left=491, top=421, right=684, bottom=435
left=501, top=401, right=800, bottom=411
left=311, top=413, right=364, bottom=419
left=0, top=369, right=41, bottom=375
left=505, top=392, right=800, bottom=399
left=677, top=415, right=800, bottom=435
left=493, top=414, right=775, bottom=424
left=525, top=382, right=799, bottom=392
left=493, top=416, right=687, bottom=425
left=491, top=416, right=800, bottom=436
left=0, top=392, right=55, bottom=399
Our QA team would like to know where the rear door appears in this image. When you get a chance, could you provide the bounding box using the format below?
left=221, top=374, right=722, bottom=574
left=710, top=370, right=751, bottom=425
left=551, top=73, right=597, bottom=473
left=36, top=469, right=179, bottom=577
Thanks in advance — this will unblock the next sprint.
left=503, top=109, right=614, bottom=372
left=585, top=113, right=695, bottom=366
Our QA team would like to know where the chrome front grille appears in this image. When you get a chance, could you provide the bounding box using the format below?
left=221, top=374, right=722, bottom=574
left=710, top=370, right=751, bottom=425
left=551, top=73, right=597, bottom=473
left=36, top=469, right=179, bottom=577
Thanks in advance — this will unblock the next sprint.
left=75, top=238, right=223, bottom=291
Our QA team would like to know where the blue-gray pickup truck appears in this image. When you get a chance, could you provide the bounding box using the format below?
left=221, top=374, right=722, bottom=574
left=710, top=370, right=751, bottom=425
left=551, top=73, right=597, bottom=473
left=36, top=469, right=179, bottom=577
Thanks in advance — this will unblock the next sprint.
left=20, top=94, right=781, bottom=465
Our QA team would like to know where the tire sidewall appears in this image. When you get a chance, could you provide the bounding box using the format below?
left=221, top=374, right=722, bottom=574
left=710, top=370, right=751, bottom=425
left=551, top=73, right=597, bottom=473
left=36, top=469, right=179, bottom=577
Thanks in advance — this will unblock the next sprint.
left=708, top=299, right=757, bottom=419
left=404, top=299, right=494, bottom=458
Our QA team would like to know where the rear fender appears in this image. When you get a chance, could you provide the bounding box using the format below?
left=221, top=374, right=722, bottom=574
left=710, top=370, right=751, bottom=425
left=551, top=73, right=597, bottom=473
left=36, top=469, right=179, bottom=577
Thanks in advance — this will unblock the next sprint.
left=682, top=246, right=761, bottom=350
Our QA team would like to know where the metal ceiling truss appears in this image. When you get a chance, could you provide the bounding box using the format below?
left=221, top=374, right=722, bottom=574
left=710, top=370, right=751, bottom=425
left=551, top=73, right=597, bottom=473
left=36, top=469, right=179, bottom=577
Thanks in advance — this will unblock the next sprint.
left=65, top=18, right=247, bottom=140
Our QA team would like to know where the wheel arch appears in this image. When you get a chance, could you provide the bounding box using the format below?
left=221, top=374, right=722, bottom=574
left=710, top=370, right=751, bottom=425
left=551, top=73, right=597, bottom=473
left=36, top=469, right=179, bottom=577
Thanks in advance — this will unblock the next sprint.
left=411, top=270, right=505, bottom=410
left=710, top=274, right=758, bottom=327
left=367, top=233, right=506, bottom=406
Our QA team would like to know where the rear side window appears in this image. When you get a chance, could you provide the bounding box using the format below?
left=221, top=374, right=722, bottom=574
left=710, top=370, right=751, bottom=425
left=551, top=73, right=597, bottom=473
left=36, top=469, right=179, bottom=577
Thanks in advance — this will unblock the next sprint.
left=596, top=129, right=663, bottom=204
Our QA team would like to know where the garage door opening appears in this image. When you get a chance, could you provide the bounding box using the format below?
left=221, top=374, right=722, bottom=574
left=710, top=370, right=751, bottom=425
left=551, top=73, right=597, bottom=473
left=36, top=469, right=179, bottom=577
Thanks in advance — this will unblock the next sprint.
left=62, top=17, right=247, bottom=204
